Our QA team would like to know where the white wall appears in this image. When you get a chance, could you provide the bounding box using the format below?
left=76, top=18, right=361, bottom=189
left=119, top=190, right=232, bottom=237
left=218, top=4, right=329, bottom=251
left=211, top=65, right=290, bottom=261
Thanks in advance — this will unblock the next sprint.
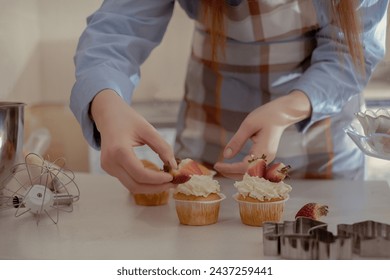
left=0, top=0, right=41, bottom=103
left=37, top=0, right=104, bottom=103
left=0, top=0, right=194, bottom=105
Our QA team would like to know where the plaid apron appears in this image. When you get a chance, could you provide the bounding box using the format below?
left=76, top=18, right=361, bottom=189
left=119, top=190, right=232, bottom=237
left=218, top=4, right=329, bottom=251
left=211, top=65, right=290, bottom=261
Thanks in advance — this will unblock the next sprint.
left=175, top=0, right=364, bottom=180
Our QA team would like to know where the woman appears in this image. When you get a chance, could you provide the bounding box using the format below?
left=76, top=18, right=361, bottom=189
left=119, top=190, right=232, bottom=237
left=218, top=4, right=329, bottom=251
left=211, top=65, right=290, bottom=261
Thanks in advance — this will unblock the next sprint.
left=71, top=0, right=388, bottom=193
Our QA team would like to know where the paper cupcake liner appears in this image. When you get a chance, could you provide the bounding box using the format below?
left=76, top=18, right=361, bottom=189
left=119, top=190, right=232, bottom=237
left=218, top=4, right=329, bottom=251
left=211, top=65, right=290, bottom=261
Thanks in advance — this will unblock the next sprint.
left=233, top=193, right=288, bottom=227
left=132, top=190, right=170, bottom=206
left=174, top=193, right=226, bottom=226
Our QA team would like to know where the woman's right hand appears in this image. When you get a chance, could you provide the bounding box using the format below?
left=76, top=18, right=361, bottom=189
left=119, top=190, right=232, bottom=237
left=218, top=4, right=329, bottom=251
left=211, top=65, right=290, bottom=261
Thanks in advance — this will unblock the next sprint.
left=214, top=91, right=312, bottom=180
left=90, top=89, right=177, bottom=193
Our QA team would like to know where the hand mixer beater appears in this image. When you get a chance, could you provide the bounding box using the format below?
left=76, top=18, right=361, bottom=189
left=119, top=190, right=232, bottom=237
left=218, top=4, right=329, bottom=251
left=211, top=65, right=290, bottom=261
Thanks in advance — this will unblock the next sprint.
left=0, top=153, right=80, bottom=224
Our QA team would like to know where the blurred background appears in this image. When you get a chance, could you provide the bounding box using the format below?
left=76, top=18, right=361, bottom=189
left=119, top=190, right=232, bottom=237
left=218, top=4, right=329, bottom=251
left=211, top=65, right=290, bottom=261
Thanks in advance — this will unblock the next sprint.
left=1, top=0, right=389, bottom=181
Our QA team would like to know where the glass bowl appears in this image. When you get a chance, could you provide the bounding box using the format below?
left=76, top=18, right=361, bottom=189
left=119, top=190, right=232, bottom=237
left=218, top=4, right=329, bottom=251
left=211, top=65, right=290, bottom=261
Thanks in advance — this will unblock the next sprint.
left=345, top=108, right=390, bottom=160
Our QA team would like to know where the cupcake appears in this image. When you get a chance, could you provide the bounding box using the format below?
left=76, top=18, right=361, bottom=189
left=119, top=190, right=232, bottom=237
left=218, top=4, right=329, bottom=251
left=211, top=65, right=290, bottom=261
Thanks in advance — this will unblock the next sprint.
left=172, top=162, right=225, bottom=225
left=132, top=191, right=170, bottom=206
left=233, top=155, right=292, bottom=226
left=131, top=160, right=170, bottom=206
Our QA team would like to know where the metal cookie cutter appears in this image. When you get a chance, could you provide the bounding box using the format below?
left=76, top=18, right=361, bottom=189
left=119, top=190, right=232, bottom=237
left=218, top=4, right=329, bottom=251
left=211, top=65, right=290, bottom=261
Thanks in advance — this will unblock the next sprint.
left=338, top=220, right=390, bottom=258
left=263, top=217, right=353, bottom=259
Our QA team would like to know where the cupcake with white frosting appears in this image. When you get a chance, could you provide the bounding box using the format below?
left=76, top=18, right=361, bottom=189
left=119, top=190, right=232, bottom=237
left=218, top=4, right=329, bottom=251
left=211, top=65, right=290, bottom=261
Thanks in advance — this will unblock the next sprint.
left=233, top=156, right=292, bottom=226
left=234, top=174, right=292, bottom=202
left=173, top=174, right=225, bottom=226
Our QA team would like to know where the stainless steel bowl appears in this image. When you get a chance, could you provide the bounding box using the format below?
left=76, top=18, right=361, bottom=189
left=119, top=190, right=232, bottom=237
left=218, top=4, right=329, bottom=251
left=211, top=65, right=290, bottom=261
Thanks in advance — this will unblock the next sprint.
left=0, top=102, right=25, bottom=190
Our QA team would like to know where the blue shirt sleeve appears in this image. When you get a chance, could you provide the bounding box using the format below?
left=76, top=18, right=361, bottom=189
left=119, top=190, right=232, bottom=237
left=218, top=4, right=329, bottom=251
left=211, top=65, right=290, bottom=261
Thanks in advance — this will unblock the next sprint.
left=293, top=0, right=388, bottom=132
left=70, top=0, right=175, bottom=149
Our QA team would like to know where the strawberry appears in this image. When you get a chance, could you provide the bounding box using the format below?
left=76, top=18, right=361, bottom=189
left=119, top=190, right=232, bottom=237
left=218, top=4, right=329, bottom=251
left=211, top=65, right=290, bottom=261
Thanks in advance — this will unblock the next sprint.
left=170, top=173, right=191, bottom=184
left=295, top=203, right=329, bottom=220
left=163, top=158, right=202, bottom=184
left=247, top=154, right=267, bottom=177
left=265, top=162, right=291, bottom=182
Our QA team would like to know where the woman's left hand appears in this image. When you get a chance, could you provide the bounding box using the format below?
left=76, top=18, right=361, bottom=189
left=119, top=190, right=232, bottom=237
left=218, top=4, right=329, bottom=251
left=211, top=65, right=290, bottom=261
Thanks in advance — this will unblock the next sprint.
left=214, top=91, right=312, bottom=179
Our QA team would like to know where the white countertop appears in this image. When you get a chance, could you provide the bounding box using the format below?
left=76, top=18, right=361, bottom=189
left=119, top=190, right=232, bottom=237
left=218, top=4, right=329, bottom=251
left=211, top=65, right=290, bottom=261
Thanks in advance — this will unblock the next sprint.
left=1, top=173, right=389, bottom=260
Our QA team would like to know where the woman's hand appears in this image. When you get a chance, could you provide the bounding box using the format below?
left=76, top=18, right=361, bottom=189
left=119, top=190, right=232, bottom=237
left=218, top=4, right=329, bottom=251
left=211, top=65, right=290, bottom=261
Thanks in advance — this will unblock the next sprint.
left=214, top=91, right=311, bottom=179
left=90, top=89, right=177, bottom=193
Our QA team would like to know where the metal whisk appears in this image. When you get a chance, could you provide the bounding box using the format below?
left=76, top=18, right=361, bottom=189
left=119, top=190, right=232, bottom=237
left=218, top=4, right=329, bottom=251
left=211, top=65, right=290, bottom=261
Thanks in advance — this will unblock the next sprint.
left=0, top=153, right=80, bottom=224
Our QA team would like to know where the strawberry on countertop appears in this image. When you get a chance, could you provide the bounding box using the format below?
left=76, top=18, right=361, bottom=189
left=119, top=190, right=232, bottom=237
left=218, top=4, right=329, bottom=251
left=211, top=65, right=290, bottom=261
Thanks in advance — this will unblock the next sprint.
left=295, top=202, right=329, bottom=220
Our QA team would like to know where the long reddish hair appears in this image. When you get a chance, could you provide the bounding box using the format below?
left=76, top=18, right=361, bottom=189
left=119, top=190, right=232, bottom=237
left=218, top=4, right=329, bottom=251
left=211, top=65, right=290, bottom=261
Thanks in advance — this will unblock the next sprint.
left=200, top=0, right=364, bottom=74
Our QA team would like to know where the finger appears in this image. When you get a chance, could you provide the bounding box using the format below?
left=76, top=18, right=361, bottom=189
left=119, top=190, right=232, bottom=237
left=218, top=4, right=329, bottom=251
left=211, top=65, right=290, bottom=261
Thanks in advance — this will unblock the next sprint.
left=140, top=125, right=177, bottom=169
left=113, top=165, right=174, bottom=194
left=112, top=147, right=173, bottom=184
left=224, top=120, right=256, bottom=159
left=214, top=158, right=249, bottom=177
left=248, top=131, right=278, bottom=163
left=128, top=174, right=175, bottom=194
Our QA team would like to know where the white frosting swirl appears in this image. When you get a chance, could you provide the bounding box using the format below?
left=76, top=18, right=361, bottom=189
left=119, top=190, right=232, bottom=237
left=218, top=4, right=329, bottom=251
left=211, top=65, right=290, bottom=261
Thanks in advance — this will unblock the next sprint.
left=175, top=175, right=220, bottom=197
left=234, top=174, right=292, bottom=201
